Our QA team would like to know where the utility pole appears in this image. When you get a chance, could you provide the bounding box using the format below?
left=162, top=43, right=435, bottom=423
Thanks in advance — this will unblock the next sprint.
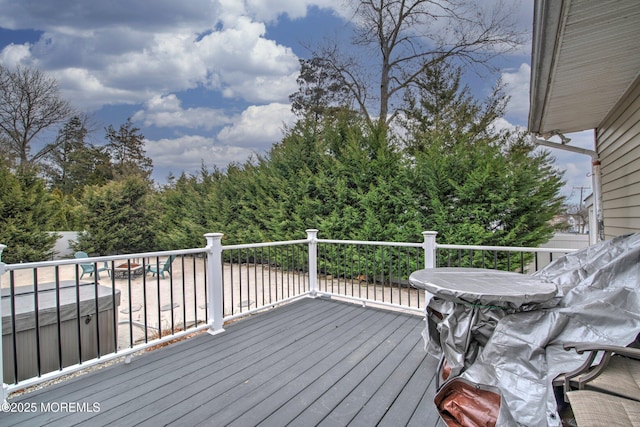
left=573, top=186, right=590, bottom=210
left=572, top=186, right=590, bottom=233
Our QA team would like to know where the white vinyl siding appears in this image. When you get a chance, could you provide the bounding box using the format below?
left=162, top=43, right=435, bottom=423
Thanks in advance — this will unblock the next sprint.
left=597, top=76, right=640, bottom=238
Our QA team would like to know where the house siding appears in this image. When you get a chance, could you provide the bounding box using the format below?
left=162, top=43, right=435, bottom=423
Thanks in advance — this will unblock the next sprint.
left=597, top=75, right=640, bottom=238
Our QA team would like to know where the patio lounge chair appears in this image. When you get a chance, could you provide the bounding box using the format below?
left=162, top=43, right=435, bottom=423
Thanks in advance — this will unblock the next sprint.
left=561, top=342, right=640, bottom=426
left=74, top=251, right=109, bottom=280
left=146, top=255, right=176, bottom=279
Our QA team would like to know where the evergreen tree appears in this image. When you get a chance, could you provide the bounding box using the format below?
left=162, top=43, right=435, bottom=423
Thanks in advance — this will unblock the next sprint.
left=0, top=162, right=59, bottom=262
left=43, top=116, right=113, bottom=196
left=403, top=62, right=564, bottom=249
left=105, top=118, right=153, bottom=181
left=316, top=119, right=421, bottom=242
left=206, top=114, right=420, bottom=244
left=151, top=167, right=220, bottom=250
left=74, top=175, right=156, bottom=255
left=48, top=189, right=85, bottom=231
left=204, top=120, right=331, bottom=243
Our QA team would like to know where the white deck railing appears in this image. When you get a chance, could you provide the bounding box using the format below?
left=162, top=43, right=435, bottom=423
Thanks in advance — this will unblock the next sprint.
left=0, top=230, right=577, bottom=400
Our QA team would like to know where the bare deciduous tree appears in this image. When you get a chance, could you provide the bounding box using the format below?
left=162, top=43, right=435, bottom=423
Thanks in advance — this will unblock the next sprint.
left=299, top=0, right=525, bottom=128
left=0, top=65, right=73, bottom=167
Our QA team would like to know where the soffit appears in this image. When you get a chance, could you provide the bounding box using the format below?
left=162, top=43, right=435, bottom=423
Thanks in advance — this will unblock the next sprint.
left=529, top=0, right=640, bottom=136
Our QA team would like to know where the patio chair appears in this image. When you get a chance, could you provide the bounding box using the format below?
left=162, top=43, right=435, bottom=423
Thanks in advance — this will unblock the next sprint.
left=74, top=251, right=109, bottom=280
left=561, top=341, right=640, bottom=402
left=146, top=255, right=176, bottom=279
left=566, top=390, right=640, bottom=426
left=558, top=341, right=640, bottom=425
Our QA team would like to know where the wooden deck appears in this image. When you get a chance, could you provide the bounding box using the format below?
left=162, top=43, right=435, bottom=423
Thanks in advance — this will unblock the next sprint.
left=3, top=297, right=444, bottom=426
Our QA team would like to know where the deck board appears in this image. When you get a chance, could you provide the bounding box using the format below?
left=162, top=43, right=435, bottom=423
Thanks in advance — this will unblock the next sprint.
left=3, top=297, right=443, bottom=426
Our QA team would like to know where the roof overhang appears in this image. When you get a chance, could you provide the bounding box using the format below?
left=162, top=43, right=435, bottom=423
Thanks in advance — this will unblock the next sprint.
left=528, top=0, right=640, bottom=136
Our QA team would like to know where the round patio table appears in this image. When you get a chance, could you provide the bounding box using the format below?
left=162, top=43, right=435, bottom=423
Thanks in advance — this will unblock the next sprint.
left=409, top=267, right=558, bottom=387
left=409, top=267, right=558, bottom=308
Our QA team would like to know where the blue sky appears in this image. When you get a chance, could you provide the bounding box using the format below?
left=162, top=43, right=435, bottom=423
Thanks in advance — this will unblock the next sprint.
left=0, top=0, right=593, bottom=205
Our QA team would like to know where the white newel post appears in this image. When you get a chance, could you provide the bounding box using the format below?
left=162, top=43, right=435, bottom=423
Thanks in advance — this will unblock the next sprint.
left=306, top=229, right=319, bottom=296
left=0, top=244, right=7, bottom=402
left=422, top=231, right=437, bottom=269
left=205, top=233, right=225, bottom=335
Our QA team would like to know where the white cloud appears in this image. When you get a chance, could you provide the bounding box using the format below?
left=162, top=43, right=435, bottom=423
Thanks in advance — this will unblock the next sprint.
left=195, top=16, right=300, bottom=102
left=501, top=63, right=530, bottom=124
left=53, top=68, right=146, bottom=110
left=143, top=101, right=297, bottom=180
left=0, top=42, right=31, bottom=66
left=490, top=117, right=518, bottom=134
left=222, top=71, right=300, bottom=103
left=132, top=94, right=232, bottom=130
left=217, top=103, right=295, bottom=147
left=145, top=134, right=256, bottom=180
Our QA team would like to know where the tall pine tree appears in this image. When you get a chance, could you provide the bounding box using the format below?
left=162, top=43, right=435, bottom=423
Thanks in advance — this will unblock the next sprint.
left=43, top=116, right=113, bottom=196
left=105, top=118, right=153, bottom=181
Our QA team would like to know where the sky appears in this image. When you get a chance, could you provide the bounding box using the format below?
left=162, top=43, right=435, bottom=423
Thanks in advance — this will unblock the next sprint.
left=0, top=0, right=594, bottom=205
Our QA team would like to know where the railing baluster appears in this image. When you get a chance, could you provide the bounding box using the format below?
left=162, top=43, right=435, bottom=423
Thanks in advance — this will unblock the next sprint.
left=181, top=255, right=186, bottom=331
left=54, top=266, right=63, bottom=370
left=268, top=246, right=274, bottom=303
left=128, top=260, right=135, bottom=348
left=231, top=249, right=236, bottom=315
left=395, top=247, right=400, bottom=306
left=109, top=260, right=118, bottom=353
left=286, top=245, right=291, bottom=299
left=373, top=245, right=377, bottom=302
left=155, top=256, right=162, bottom=337
left=73, top=268, right=83, bottom=366
left=201, top=255, right=207, bottom=323
left=260, top=247, right=265, bottom=306
left=93, top=277, right=101, bottom=358
left=253, top=247, right=258, bottom=309
left=10, top=271, right=18, bottom=383
left=280, top=246, right=285, bottom=299
left=142, top=258, right=149, bottom=343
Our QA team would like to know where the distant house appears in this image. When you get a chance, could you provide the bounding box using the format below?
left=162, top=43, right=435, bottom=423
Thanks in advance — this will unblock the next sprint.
left=528, top=0, right=640, bottom=240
